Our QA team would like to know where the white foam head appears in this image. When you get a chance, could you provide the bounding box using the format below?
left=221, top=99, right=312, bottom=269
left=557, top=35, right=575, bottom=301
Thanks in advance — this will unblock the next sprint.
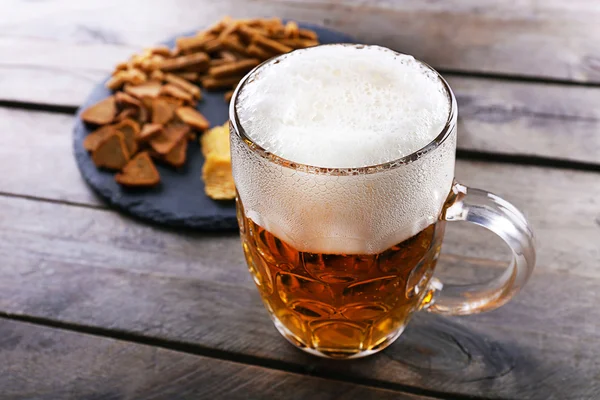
left=235, top=45, right=450, bottom=168
left=231, top=44, right=457, bottom=254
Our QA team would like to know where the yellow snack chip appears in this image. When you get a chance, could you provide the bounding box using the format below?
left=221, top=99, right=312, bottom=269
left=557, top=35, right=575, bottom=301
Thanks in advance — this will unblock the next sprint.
left=202, top=154, right=236, bottom=199
left=201, top=122, right=235, bottom=200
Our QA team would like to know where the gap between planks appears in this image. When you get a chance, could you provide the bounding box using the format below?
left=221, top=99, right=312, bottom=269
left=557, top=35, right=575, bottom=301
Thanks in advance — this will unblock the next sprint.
left=0, top=191, right=106, bottom=210
left=1, top=98, right=598, bottom=178
left=0, top=312, right=483, bottom=400
left=0, top=99, right=77, bottom=114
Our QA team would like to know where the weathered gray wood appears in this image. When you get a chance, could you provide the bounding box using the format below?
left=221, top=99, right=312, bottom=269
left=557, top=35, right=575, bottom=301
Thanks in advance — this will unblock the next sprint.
left=0, top=123, right=597, bottom=398
left=449, top=76, right=600, bottom=164
left=2, top=65, right=599, bottom=165
left=1, top=100, right=598, bottom=397
left=0, top=241, right=598, bottom=399
left=0, top=319, right=430, bottom=400
left=0, top=196, right=250, bottom=286
left=0, top=36, right=132, bottom=107
left=1, top=146, right=597, bottom=399
left=0, top=108, right=102, bottom=206
left=1, top=111, right=598, bottom=280
left=3, top=0, right=600, bottom=83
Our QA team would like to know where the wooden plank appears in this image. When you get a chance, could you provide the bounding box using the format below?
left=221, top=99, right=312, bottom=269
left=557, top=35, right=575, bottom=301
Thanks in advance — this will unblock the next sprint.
left=0, top=196, right=250, bottom=286
left=0, top=319, right=429, bottom=400
left=1, top=109, right=598, bottom=279
left=0, top=37, right=132, bottom=107
left=0, top=108, right=101, bottom=206
left=0, top=244, right=598, bottom=399
left=2, top=40, right=599, bottom=163
left=2, top=0, right=600, bottom=82
left=0, top=157, right=598, bottom=398
left=449, top=76, right=600, bottom=165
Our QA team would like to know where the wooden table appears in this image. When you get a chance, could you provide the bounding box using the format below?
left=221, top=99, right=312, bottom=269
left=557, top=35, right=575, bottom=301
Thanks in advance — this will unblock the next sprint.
left=1, top=1, right=599, bottom=399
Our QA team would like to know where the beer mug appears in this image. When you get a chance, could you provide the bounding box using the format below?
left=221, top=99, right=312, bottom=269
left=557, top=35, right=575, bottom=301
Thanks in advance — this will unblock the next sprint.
left=229, top=44, right=535, bottom=359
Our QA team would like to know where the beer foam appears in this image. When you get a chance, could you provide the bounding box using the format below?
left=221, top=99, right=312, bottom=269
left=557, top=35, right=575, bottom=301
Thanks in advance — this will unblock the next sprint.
left=236, top=45, right=450, bottom=168
left=232, top=45, right=456, bottom=254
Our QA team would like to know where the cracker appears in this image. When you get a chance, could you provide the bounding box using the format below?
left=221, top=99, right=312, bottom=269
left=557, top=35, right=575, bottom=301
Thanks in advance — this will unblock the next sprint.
left=115, top=152, right=161, bottom=187
left=279, top=38, right=320, bottom=49
left=113, top=118, right=140, bottom=155
left=251, top=34, right=293, bottom=54
left=247, top=44, right=274, bottom=60
left=208, top=58, right=259, bottom=79
left=162, top=136, right=188, bottom=168
left=176, top=33, right=216, bottom=53
left=299, top=28, right=318, bottom=40
left=174, top=72, right=199, bottom=81
left=201, top=75, right=242, bottom=91
left=149, top=124, right=190, bottom=155
left=150, top=69, right=165, bottom=81
left=106, top=69, right=147, bottom=90
left=137, top=123, right=163, bottom=142
left=115, top=91, right=142, bottom=108
left=115, top=107, right=138, bottom=123
left=147, top=46, right=172, bottom=57
left=92, top=131, right=130, bottom=170
left=157, top=52, right=210, bottom=72
left=176, top=107, right=210, bottom=131
left=284, top=21, right=300, bottom=38
left=81, top=96, right=117, bottom=125
left=164, top=73, right=202, bottom=99
left=161, top=83, right=195, bottom=103
left=124, top=81, right=163, bottom=99
left=220, top=36, right=249, bottom=56
left=152, top=98, right=175, bottom=125
left=83, top=125, right=115, bottom=152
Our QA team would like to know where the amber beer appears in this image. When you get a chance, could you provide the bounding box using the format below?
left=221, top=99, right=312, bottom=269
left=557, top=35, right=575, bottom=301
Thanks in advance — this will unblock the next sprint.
left=238, top=201, right=446, bottom=358
left=231, top=44, right=458, bottom=358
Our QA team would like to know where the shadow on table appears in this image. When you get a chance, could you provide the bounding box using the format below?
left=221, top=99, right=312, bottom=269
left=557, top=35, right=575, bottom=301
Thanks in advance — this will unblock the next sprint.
left=305, top=312, right=586, bottom=399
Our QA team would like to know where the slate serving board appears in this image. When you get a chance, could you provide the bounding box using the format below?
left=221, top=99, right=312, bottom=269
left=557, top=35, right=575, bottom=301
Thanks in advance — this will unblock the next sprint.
left=73, top=23, right=356, bottom=230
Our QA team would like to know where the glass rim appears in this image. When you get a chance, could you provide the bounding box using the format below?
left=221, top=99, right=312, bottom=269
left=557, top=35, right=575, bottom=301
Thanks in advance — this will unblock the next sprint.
left=229, top=43, right=457, bottom=176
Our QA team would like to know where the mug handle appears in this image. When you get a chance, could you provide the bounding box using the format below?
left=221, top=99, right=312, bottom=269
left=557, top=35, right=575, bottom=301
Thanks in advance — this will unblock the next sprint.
left=425, top=182, right=536, bottom=315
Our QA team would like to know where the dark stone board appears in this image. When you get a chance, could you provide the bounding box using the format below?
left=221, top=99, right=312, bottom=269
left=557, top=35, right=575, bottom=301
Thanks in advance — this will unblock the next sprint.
left=73, top=23, right=356, bottom=230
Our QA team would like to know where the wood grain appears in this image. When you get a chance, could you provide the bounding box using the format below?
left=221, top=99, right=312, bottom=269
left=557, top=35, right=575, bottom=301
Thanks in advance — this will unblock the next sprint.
left=0, top=319, right=430, bottom=400
left=0, top=135, right=598, bottom=397
left=0, top=36, right=133, bottom=107
left=2, top=49, right=599, bottom=164
left=0, top=151, right=597, bottom=398
left=448, top=76, right=600, bottom=165
left=2, top=0, right=600, bottom=82
left=0, top=243, right=598, bottom=399
left=0, top=107, right=102, bottom=206
left=1, top=107, right=598, bottom=277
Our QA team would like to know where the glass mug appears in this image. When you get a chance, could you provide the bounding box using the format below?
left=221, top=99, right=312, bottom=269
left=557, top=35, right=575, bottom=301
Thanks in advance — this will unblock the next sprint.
left=229, top=44, right=536, bottom=359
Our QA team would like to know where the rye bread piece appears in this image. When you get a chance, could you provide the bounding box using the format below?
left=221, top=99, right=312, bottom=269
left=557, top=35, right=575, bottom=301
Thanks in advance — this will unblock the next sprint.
left=113, top=118, right=140, bottom=155
left=81, top=96, right=117, bottom=125
left=149, top=124, right=190, bottom=155
left=161, top=136, right=188, bottom=168
left=137, top=123, right=163, bottom=142
left=115, top=152, right=161, bottom=187
left=91, top=131, right=130, bottom=170
left=83, top=125, right=115, bottom=152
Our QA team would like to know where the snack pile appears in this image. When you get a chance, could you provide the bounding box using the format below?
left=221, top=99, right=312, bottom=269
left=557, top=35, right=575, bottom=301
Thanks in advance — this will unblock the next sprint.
left=79, top=17, right=320, bottom=198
